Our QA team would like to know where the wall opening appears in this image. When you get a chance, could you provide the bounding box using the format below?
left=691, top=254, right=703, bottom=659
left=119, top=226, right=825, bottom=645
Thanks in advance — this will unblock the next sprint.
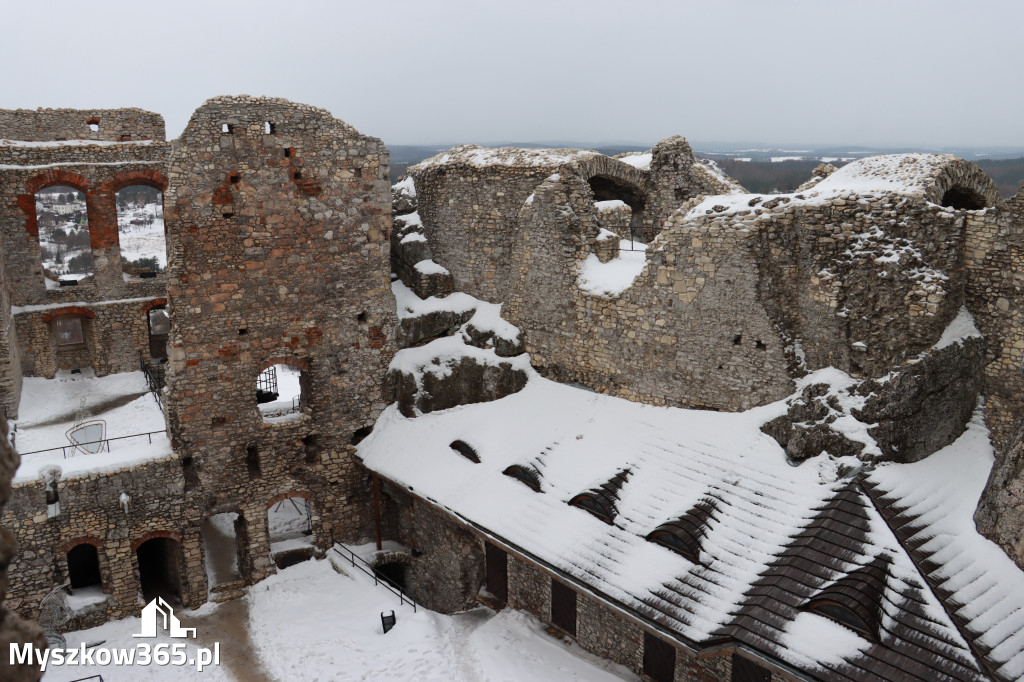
left=148, top=307, right=170, bottom=360
left=200, top=513, right=242, bottom=586
left=268, top=496, right=313, bottom=546
left=375, top=562, right=407, bottom=590
left=941, top=186, right=989, bottom=210
left=588, top=175, right=646, bottom=247
left=36, top=185, right=91, bottom=288
left=550, top=579, right=577, bottom=636
left=117, top=185, right=166, bottom=281
left=642, top=632, right=676, bottom=682
left=246, top=446, right=261, bottom=479
left=257, top=363, right=306, bottom=423
left=485, top=542, right=508, bottom=603
left=55, top=317, right=85, bottom=347
left=181, top=456, right=199, bottom=491
left=136, top=537, right=184, bottom=605
left=67, top=543, right=102, bottom=591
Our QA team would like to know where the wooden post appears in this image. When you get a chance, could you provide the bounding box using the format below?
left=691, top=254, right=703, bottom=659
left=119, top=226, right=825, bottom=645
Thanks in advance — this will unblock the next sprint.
left=373, top=472, right=382, bottom=551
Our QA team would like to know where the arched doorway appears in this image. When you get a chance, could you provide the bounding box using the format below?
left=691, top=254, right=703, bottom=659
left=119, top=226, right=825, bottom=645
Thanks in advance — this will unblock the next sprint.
left=136, top=536, right=185, bottom=604
left=67, top=543, right=102, bottom=590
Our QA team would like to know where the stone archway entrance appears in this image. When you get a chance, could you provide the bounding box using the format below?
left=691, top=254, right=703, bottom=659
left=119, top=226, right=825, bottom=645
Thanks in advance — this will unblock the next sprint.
left=136, top=536, right=185, bottom=604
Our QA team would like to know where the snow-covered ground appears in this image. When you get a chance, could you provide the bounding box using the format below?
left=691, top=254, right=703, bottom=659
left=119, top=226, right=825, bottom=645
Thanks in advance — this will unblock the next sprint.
left=11, top=370, right=170, bottom=483
left=42, top=555, right=634, bottom=681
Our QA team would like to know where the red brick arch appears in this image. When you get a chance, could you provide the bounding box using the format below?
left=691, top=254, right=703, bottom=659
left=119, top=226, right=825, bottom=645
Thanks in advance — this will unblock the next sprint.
left=42, top=306, right=96, bottom=323
left=59, top=535, right=103, bottom=553
left=130, top=530, right=182, bottom=552
left=141, top=298, right=168, bottom=314
left=265, top=491, right=312, bottom=510
left=20, top=171, right=92, bottom=240
left=100, top=168, right=168, bottom=195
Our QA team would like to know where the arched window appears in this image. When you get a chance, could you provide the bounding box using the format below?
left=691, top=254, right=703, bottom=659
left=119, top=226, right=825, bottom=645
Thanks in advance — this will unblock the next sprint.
left=257, top=362, right=307, bottom=423
left=449, top=440, right=480, bottom=463
left=646, top=498, right=719, bottom=563
left=36, top=185, right=91, bottom=288
left=568, top=468, right=631, bottom=525
left=502, top=464, right=542, bottom=492
left=116, top=185, right=166, bottom=280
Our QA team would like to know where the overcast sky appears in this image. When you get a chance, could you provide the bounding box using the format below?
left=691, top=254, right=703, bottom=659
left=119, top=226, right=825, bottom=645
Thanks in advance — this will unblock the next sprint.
left=3, top=0, right=1022, bottom=148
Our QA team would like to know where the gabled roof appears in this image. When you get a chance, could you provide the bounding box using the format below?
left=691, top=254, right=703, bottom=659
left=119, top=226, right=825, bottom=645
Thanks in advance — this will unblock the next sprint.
left=359, top=377, right=1021, bottom=681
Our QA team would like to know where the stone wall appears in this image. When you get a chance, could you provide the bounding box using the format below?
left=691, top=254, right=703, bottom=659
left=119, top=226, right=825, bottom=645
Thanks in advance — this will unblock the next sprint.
left=162, top=96, right=396, bottom=565
left=0, top=108, right=165, bottom=142
left=386, top=481, right=795, bottom=682
left=0, top=414, right=46, bottom=681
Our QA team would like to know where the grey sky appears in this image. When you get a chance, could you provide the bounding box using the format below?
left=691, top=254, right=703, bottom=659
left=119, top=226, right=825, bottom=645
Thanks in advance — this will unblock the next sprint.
left=3, top=0, right=1022, bottom=148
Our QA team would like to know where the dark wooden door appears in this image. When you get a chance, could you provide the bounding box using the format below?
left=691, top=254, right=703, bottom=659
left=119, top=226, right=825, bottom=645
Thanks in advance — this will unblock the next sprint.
left=551, top=579, right=577, bottom=636
left=643, top=632, right=676, bottom=682
left=485, top=542, right=508, bottom=603
left=732, top=654, right=771, bottom=682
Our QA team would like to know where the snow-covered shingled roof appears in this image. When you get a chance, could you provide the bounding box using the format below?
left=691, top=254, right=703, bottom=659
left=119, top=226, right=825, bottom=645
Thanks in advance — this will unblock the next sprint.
left=359, top=376, right=1021, bottom=681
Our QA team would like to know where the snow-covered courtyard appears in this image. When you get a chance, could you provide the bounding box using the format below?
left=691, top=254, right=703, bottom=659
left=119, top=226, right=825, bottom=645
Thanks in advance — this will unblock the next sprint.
left=42, top=552, right=634, bottom=681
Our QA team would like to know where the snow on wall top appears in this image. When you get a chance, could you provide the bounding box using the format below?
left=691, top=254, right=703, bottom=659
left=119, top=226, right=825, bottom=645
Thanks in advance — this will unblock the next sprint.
left=360, top=376, right=999, bottom=680
left=412, top=144, right=603, bottom=171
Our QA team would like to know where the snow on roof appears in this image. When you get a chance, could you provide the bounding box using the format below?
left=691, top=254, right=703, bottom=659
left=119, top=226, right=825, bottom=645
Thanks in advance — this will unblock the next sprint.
left=359, top=374, right=1007, bottom=678
left=412, top=144, right=602, bottom=171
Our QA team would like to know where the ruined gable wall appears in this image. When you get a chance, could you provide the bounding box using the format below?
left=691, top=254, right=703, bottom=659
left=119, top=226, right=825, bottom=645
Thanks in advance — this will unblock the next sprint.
left=0, top=108, right=165, bottom=142
left=163, top=96, right=395, bottom=559
left=504, top=174, right=794, bottom=411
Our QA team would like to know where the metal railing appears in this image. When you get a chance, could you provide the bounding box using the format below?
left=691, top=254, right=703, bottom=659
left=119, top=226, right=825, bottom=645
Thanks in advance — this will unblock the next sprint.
left=331, top=544, right=417, bottom=612
left=69, top=676, right=104, bottom=682
left=139, top=351, right=166, bottom=408
left=19, top=430, right=167, bottom=458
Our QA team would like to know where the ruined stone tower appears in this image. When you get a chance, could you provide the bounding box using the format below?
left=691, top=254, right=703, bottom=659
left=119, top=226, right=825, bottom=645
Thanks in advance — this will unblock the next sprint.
left=162, top=96, right=395, bottom=585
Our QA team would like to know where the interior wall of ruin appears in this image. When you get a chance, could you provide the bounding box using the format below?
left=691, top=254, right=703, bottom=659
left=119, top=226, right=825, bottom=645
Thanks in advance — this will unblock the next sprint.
left=0, top=108, right=165, bottom=143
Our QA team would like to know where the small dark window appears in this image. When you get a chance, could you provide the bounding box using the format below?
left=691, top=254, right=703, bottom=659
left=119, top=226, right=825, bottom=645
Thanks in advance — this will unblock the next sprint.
left=222, top=211, right=234, bottom=219
left=568, top=493, right=614, bottom=524
left=246, top=446, right=261, bottom=479
left=302, top=435, right=320, bottom=464
left=449, top=440, right=480, bottom=463
left=293, top=171, right=302, bottom=180
left=643, top=632, right=676, bottom=682
left=211, top=416, right=226, bottom=427
left=229, top=173, right=240, bottom=184
left=264, top=121, right=275, bottom=134
left=551, top=579, right=577, bottom=636
left=503, top=465, right=541, bottom=492
left=731, top=654, right=772, bottom=682
left=181, top=456, right=199, bottom=491
left=356, top=311, right=368, bottom=323
left=648, top=530, right=699, bottom=562
left=350, top=425, right=373, bottom=445
left=733, top=334, right=742, bottom=345
left=284, top=148, right=292, bottom=158
left=755, top=340, right=766, bottom=351
left=238, top=328, right=248, bottom=335
left=67, top=544, right=102, bottom=590
left=807, top=601, right=874, bottom=639
left=56, top=317, right=85, bottom=346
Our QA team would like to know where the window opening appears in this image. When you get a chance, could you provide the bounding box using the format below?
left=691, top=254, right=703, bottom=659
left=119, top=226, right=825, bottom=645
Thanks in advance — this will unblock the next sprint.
left=88, top=123, right=99, bottom=133
left=646, top=498, right=718, bottom=563
left=43, top=468, right=61, bottom=518
left=257, top=363, right=304, bottom=423
left=148, top=308, right=170, bottom=360
left=221, top=123, right=233, bottom=134
left=264, top=121, right=275, bottom=134
left=56, top=317, right=85, bottom=347
left=268, top=496, right=314, bottom=560
left=67, top=544, right=102, bottom=591
left=181, top=456, right=199, bottom=491
left=568, top=468, right=630, bottom=525
left=941, top=186, right=988, bottom=210
left=302, top=435, right=320, bottom=464
left=588, top=175, right=647, bottom=249
left=36, top=185, right=91, bottom=288
left=117, top=185, right=166, bottom=281
left=503, top=465, right=542, bottom=492
left=246, top=446, right=261, bottom=479
left=200, top=512, right=242, bottom=586
left=449, top=440, right=480, bottom=463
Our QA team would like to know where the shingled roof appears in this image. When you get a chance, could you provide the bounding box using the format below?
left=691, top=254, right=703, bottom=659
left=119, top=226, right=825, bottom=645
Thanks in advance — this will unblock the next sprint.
left=359, top=376, right=1023, bottom=681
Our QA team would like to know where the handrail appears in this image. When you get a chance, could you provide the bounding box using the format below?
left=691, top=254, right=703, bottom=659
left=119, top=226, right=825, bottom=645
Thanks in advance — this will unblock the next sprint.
left=19, top=430, right=167, bottom=458
left=330, top=544, right=417, bottom=613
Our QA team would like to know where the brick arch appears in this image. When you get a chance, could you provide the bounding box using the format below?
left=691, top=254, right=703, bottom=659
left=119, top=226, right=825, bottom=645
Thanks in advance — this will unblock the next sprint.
left=130, top=529, right=182, bottom=552
left=19, top=171, right=92, bottom=240
left=142, top=298, right=168, bottom=314
left=59, top=535, right=103, bottom=553
left=265, top=491, right=312, bottom=510
left=42, top=306, right=96, bottom=323
left=101, top=168, right=168, bottom=195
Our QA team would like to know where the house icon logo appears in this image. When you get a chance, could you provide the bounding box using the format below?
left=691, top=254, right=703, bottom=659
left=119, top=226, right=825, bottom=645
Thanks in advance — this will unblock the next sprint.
left=133, top=597, right=197, bottom=639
